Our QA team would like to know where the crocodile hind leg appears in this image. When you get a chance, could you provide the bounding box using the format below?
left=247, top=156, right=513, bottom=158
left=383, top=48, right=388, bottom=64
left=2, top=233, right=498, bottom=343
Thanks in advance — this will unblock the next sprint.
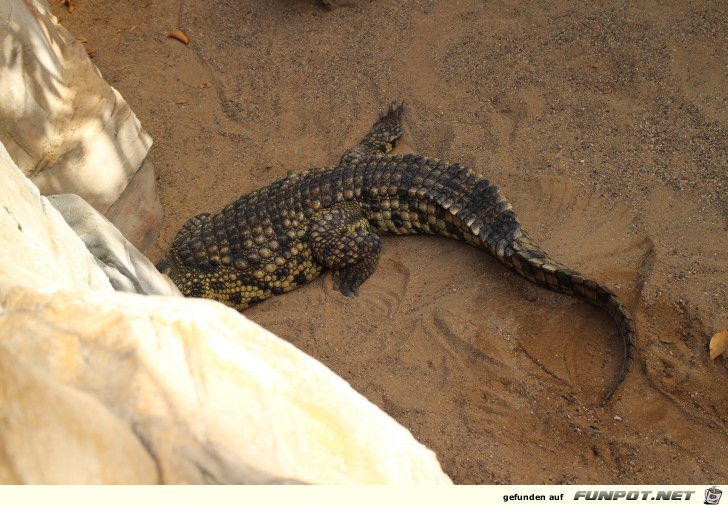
left=308, top=202, right=383, bottom=297
left=340, top=102, right=405, bottom=163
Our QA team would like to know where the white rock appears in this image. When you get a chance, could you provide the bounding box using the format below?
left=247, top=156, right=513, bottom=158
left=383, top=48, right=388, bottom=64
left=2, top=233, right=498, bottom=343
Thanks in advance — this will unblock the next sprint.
left=0, top=342, right=158, bottom=484
left=0, top=287, right=451, bottom=484
left=0, top=143, right=112, bottom=293
left=48, top=193, right=181, bottom=296
left=0, top=0, right=161, bottom=251
left=0, top=144, right=451, bottom=484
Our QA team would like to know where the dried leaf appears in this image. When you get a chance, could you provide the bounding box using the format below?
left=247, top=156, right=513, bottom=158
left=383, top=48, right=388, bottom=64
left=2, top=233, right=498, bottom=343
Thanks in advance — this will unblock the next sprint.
left=76, top=36, right=88, bottom=44
left=127, top=26, right=137, bottom=33
left=167, top=29, right=190, bottom=45
left=60, top=0, right=75, bottom=13
left=709, top=329, right=728, bottom=360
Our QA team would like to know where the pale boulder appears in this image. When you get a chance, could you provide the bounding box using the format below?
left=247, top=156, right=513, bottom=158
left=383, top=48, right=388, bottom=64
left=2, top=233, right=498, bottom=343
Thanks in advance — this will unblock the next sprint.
left=0, top=0, right=162, bottom=251
left=0, top=142, right=451, bottom=484
left=0, top=342, right=158, bottom=484
left=48, top=193, right=181, bottom=296
left=0, top=143, right=112, bottom=293
left=0, top=288, right=452, bottom=484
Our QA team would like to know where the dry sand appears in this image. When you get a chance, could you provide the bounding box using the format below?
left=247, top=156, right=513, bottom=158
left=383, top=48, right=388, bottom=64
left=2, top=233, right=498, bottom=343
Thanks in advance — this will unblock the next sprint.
left=54, top=0, right=726, bottom=483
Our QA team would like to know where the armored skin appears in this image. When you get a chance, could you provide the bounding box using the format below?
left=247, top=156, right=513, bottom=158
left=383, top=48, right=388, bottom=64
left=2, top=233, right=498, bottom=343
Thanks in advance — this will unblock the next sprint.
left=158, top=103, right=637, bottom=403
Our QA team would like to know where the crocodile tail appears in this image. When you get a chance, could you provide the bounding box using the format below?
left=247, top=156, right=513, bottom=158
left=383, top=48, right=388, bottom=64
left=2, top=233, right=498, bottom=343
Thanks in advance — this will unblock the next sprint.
left=503, top=230, right=637, bottom=404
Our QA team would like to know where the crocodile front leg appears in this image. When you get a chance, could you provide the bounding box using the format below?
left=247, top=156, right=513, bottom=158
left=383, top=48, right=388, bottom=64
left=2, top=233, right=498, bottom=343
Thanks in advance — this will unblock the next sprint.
left=307, top=202, right=383, bottom=297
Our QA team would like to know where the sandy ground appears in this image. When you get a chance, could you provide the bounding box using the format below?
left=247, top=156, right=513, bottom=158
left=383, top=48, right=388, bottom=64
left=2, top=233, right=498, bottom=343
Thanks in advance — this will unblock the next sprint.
left=53, top=0, right=726, bottom=484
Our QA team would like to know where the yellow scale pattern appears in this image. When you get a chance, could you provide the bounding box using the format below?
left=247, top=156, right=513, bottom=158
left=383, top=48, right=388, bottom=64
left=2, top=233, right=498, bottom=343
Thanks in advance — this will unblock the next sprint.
left=157, top=102, right=637, bottom=404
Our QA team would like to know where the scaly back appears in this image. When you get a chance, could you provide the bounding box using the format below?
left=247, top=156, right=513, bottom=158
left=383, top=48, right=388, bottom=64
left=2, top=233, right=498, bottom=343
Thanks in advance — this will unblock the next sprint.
left=158, top=103, right=636, bottom=404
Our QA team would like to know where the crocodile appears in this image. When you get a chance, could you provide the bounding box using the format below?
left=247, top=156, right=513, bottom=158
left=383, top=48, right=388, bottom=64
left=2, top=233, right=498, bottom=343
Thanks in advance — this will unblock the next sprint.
left=157, top=102, right=637, bottom=404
